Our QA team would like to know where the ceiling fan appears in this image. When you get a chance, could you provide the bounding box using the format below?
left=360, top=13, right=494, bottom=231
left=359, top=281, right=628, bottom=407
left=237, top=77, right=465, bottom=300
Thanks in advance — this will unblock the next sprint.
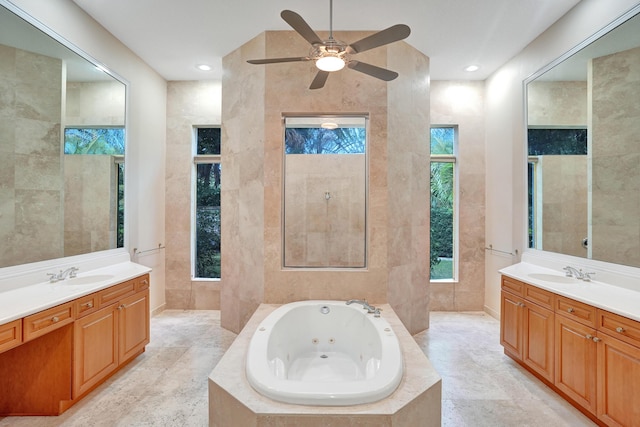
left=246, top=0, right=411, bottom=90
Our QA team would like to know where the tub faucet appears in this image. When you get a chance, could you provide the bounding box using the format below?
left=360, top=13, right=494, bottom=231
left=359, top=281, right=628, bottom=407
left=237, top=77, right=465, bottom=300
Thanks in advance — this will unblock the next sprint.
left=346, top=299, right=377, bottom=314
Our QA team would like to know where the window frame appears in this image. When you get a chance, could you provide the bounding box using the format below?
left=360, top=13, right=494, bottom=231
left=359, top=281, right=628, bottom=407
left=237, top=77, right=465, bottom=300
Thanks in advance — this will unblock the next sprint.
left=430, top=125, right=459, bottom=283
left=192, top=126, right=222, bottom=281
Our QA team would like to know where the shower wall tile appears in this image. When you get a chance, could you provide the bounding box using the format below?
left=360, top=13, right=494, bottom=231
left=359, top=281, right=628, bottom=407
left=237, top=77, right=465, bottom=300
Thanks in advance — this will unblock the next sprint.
left=221, top=31, right=430, bottom=333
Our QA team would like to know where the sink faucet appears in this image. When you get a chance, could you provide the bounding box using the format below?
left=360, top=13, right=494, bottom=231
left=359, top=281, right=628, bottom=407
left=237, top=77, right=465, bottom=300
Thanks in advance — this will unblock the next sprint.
left=47, top=267, right=79, bottom=283
left=563, top=266, right=583, bottom=279
left=563, top=266, right=595, bottom=282
left=346, top=299, right=377, bottom=314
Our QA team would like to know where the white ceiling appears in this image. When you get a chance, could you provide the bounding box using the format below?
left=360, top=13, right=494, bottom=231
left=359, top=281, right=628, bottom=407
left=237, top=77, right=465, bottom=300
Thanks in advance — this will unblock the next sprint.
left=71, top=0, right=581, bottom=82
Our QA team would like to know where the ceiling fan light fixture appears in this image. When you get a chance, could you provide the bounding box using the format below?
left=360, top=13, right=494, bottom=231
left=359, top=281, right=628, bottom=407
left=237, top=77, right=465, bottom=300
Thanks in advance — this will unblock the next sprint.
left=321, top=122, right=339, bottom=130
left=316, top=55, right=345, bottom=72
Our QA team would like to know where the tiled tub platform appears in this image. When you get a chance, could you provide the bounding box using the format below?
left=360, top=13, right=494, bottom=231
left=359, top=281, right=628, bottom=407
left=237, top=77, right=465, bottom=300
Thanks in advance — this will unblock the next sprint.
left=208, top=304, right=442, bottom=426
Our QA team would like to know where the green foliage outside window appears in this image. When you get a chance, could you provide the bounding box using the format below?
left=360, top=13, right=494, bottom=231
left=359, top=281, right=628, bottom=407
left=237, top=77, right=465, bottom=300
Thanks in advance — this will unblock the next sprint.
left=64, top=128, right=125, bottom=154
left=195, top=128, right=221, bottom=279
left=285, top=128, right=365, bottom=154
left=430, top=127, right=455, bottom=280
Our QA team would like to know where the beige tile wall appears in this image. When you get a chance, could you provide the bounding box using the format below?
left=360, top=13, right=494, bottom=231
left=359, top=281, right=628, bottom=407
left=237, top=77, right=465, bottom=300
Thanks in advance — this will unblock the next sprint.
left=165, top=81, right=222, bottom=309
left=429, top=81, right=486, bottom=311
left=221, top=31, right=430, bottom=334
left=0, top=45, right=63, bottom=267
left=590, top=46, right=640, bottom=267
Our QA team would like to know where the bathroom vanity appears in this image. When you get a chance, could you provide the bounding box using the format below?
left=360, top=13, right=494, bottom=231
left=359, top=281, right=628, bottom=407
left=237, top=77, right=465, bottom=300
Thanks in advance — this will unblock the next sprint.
left=500, top=262, right=640, bottom=427
left=0, top=264, right=150, bottom=416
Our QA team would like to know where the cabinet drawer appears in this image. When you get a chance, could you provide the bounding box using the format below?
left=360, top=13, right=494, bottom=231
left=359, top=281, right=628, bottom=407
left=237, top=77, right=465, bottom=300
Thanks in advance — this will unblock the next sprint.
left=524, top=284, right=554, bottom=310
left=555, top=296, right=596, bottom=327
left=502, top=276, right=525, bottom=296
left=0, top=319, right=22, bottom=353
left=23, top=302, right=74, bottom=342
left=597, top=309, right=640, bottom=348
left=135, top=274, right=150, bottom=292
left=98, top=279, right=136, bottom=307
left=75, top=292, right=100, bottom=318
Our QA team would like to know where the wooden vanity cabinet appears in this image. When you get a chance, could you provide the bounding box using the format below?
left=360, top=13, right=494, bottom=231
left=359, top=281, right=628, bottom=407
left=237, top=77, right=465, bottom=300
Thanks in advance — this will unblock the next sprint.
left=500, top=276, right=555, bottom=382
left=0, top=319, right=22, bottom=353
left=0, top=273, right=150, bottom=416
left=555, top=313, right=598, bottom=414
left=501, top=275, right=640, bottom=427
left=596, top=332, right=640, bottom=427
left=73, top=275, right=150, bottom=399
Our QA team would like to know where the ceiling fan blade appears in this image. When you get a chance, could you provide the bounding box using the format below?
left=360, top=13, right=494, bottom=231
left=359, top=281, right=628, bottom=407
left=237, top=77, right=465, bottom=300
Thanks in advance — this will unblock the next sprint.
left=347, top=24, right=411, bottom=54
left=247, top=57, right=310, bottom=65
left=347, top=61, right=399, bottom=81
left=281, top=10, right=323, bottom=46
left=309, top=70, right=330, bottom=90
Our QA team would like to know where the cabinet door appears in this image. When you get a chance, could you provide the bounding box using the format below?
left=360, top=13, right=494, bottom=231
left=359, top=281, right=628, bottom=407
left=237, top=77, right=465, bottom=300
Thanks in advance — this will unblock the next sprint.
left=596, top=333, right=640, bottom=427
left=523, top=302, right=554, bottom=382
left=501, top=291, right=524, bottom=359
left=73, top=305, right=118, bottom=398
left=555, top=315, right=597, bottom=414
left=118, top=289, right=150, bottom=364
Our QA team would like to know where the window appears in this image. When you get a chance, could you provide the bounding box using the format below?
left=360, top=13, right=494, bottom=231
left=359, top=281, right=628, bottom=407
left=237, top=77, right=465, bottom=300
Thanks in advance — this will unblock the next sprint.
left=193, top=127, right=221, bottom=279
left=527, top=127, right=587, bottom=248
left=430, top=126, right=457, bottom=281
left=282, top=116, right=367, bottom=268
left=64, top=127, right=125, bottom=247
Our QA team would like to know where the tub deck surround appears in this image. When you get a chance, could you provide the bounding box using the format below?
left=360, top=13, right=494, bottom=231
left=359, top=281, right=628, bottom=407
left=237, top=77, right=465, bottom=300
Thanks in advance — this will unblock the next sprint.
left=500, top=261, right=640, bottom=322
left=245, top=301, right=403, bottom=406
left=0, top=260, right=152, bottom=325
left=209, top=303, right=442, bottom=426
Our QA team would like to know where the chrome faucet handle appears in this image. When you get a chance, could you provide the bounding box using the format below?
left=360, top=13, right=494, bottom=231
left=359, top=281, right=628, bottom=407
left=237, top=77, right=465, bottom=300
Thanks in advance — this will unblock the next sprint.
left=47, top=272, right=59, bottom=283
left=582, top=272, right=595, bottom=282
left=69, top=267, right=79, bottom=278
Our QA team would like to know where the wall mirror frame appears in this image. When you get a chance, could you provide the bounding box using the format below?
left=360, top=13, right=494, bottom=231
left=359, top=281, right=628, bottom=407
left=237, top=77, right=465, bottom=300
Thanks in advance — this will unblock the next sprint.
left=282, top=114, right=368, bottom=269
left=0, top=0, right=129, bottom=270
left=523, top=4, right=640, bottom=268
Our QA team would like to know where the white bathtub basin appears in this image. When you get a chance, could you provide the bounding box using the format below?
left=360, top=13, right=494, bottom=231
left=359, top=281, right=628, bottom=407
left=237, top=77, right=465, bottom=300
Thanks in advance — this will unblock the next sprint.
left=245, top=300, right=403, bottom=406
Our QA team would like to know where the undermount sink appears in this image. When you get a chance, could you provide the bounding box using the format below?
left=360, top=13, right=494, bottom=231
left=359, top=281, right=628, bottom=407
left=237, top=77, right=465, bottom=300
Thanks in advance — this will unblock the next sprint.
left=60, top=274, right=115, bottom=286
left=528, top=273, right=579, bottom=284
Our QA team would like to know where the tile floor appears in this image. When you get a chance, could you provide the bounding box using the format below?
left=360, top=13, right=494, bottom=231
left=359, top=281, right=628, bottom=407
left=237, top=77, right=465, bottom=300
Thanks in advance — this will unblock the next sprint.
left=0, top=310, right=595, bottom=426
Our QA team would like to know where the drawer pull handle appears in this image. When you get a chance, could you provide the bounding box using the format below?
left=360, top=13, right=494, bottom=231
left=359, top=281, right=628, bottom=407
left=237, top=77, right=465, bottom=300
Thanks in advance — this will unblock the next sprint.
left=518, top=302, right=525, bottom=307
left=567, top=307, right=575, bottom=313
left=585, top=334, right=593, bottom=340
left=82, top=302, right=93, bottom=308
left=592, top=337, right=601, bottom=343
left=51, top=316, right=59, bottom=323
left=117, top=304, right=126, bottom=311
left=616, top=327, right=625, bottom=333
left=141, top=279, right=149, bottom=285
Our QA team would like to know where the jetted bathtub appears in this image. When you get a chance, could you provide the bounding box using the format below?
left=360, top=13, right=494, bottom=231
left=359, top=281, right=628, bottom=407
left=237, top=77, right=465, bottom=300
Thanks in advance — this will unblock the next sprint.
left=245, top=300, right=403, bottom=406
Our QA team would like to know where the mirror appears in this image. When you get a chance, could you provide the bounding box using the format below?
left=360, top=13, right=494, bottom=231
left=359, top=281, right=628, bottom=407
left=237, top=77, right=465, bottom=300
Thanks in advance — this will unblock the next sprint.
left=526, top=7, right=640, bottom=267
left=283, top=116, right=367, bottom=268
left=0, top=2, right=126, bottom=268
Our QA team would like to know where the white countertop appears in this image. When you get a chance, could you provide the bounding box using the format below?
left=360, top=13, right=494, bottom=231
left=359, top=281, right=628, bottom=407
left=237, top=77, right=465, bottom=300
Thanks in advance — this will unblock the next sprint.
left=0, top=261, right=151, bottom=325
left=500, top=262, right=640, bottom=322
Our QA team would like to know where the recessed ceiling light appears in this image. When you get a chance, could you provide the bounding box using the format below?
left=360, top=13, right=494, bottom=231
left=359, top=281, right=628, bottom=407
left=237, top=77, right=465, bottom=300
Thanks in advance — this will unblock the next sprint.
left=464, top=65, right=480, bottom=72
left=197, top=64, right=212, bottom=71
